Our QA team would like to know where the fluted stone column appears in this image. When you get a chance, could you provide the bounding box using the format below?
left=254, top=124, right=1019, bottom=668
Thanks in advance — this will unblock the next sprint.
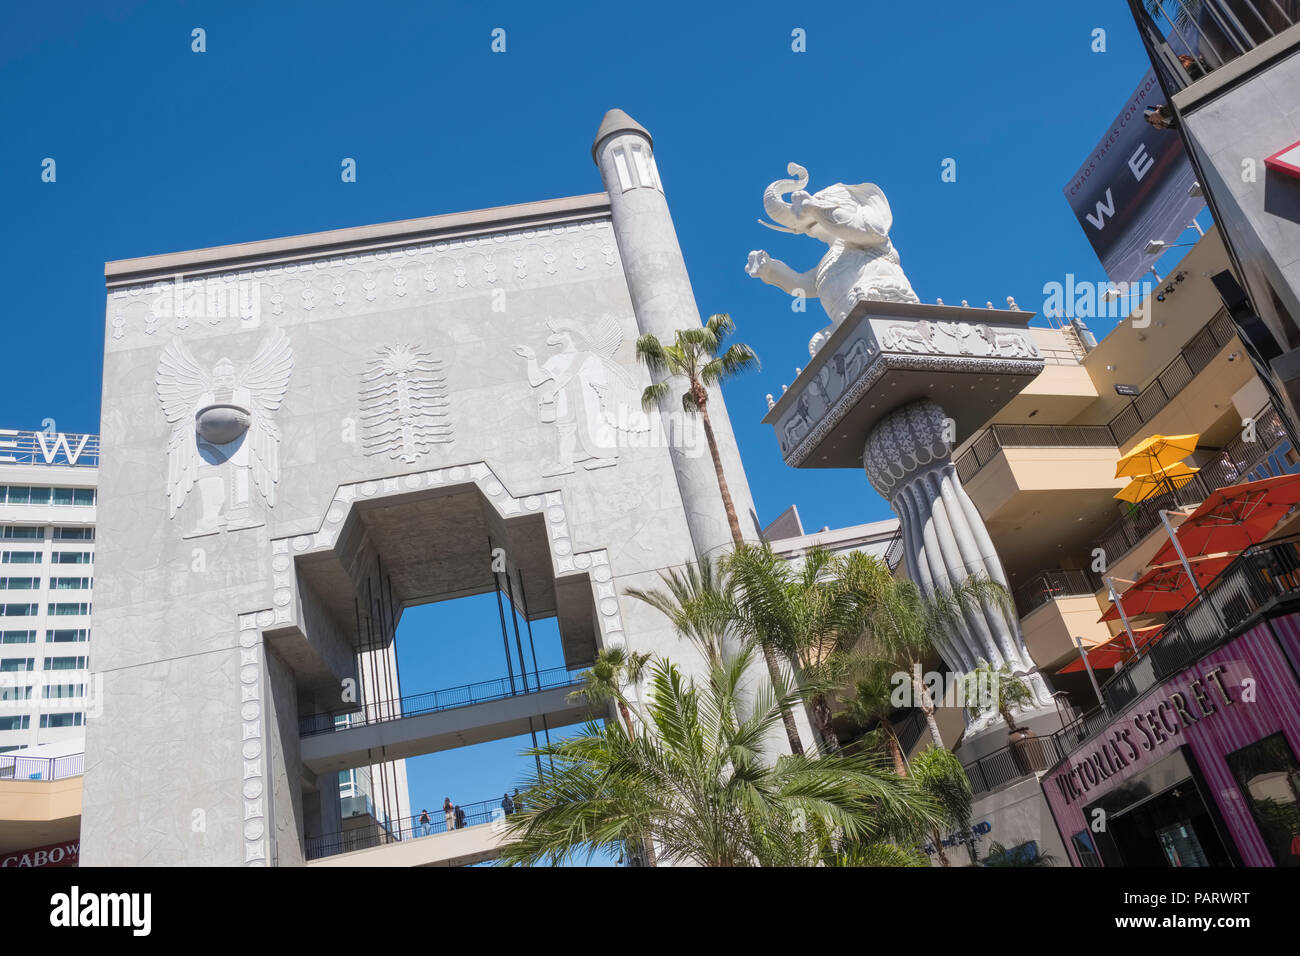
left=863, top=399, right=1053, bottom=717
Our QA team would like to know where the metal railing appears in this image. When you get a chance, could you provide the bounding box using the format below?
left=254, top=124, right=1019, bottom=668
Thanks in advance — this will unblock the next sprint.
left=964, top=737, right=1059, bottom=797
left=0, top=752, right=84, bottom=781
left=1131, top=0, right=1298, bottom=92
left=954, top=309, right=1239, bottom=485
left=1013, top=569, right=1103, bottom=618
left=1045, top=532, right=1300, bottom=772
left=306, top=796, right=508, bottom=861
left=955, top=423, right=1117, bottom=484
left=1090, top=403, right=1290, bottom=569
left=299, top=665, right=587, bottom=737
left=1108, top=309, right=1238, bottom=443
left=884, top=530, right=905, bottom=571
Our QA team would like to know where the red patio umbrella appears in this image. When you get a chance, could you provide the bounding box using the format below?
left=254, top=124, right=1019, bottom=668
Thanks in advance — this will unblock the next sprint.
left=1098, top=553, right=1234, bottom=622
left=1151, top=472, right=1300, bottom=565
left=1058, top=625, right=1163, bottom=673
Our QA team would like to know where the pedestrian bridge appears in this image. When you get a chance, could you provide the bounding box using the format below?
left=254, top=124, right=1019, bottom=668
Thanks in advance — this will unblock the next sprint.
left=306, top=797, right=511, bottom=867
left=299, top=666, right=598, bottom=775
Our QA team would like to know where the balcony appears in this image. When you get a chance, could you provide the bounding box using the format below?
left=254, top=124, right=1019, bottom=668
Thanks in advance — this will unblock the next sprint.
left=1047, top=532, right=1300, bottom=767
left=1090, top=403, right=1294, bottom=572
left=1014, top=569, right=1115, bottom=671
left=1129, top=0, right=1298, bottom=94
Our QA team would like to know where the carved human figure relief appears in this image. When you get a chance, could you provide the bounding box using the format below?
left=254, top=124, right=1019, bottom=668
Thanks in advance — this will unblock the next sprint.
left=746, top=163, right=919, bottom=357
left=155, top=329, right=294, bottom=538
left=513, top=316, right=650, bottom=477
left=359, top=344, right=452, bottom=463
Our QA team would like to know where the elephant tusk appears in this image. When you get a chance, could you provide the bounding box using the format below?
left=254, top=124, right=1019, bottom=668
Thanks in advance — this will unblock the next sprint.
left=757, top=219, right=799, bottom=234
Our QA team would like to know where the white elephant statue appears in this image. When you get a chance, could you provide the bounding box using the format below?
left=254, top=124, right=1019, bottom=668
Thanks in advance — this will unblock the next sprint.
left=746, top=163, right=919, bottom=357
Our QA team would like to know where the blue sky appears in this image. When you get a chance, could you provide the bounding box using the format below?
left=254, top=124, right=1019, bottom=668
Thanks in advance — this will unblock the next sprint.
left=1, top=1, right=1201, bottom=848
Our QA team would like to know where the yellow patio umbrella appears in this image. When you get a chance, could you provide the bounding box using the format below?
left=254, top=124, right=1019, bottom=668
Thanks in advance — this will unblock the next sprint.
left=1114, top=462, right=1200, bottom=503
left=1115, top=433, right=1200, bottom=478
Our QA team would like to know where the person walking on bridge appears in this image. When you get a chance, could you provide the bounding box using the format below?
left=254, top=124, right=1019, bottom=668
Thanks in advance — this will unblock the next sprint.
left=443, top=797, right=455, bottom=832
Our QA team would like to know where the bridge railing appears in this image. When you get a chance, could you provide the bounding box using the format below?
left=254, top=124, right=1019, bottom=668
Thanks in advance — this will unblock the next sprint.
left=0, top=752, right=84, bottom=781
left=299, top=666, right=588, bottom=736
left=306, top=796, right=513, bottom=861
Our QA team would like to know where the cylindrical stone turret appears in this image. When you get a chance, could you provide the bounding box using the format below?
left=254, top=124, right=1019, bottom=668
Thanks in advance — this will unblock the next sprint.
left=593, top=109, right=759, bottom=560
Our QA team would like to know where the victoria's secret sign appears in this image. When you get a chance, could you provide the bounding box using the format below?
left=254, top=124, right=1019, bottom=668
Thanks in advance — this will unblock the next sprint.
left=1053, top=664, right=1234, bottom=805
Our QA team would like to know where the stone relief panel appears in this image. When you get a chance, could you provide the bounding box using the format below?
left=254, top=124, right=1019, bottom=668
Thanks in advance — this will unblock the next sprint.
left=876, top=319, right=1041, bottom=358
left=773, top=313, right=1045, bottom=463
left=514, top=315, right=651, bottom=477
left=106, top=219, right=621, bottom=349
left=155, top=328, right=294, bottom=538
left=359, top=344, right=452, bottom=463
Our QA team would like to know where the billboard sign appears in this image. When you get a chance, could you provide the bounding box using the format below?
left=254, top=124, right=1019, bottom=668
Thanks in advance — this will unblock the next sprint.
left=1063, top=70, right=1206, bottom=285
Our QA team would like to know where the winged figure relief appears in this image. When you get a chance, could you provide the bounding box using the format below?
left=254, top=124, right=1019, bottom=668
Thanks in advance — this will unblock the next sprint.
left=155, top=328, right=294, bottom=538
left=513, top=315, right=651, bottom=477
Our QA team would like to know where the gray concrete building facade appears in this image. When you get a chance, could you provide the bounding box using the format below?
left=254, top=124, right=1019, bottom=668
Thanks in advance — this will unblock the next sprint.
left=82, top=111, right=785, bottom=866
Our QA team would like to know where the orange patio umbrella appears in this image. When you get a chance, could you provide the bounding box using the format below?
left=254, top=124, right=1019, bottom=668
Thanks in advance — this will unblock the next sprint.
left=1151, top=472, right=1300, bottom=564
left=1098, top=553, right=1234, bottom=622
left=1115, top=433, right=1201, bottom=478
left=1058, top=625, right=1163, bottom=673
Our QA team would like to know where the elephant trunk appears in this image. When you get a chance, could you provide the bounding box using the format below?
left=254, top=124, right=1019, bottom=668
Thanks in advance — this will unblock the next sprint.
left=761, top=163, right=809, bottom=231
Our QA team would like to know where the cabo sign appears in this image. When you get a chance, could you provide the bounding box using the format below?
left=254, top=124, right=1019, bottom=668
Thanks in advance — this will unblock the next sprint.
left=1052, top=663, right=1234, bottom=806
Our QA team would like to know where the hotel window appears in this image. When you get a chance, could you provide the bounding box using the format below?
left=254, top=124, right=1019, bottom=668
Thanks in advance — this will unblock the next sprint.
left=1, top=527, right=43, bottom=540
left=0, top=578, right=40, bottom=590
left=43, top=683, right=84, bottom=699
left=47, top=629, right=88, bottom=643
left=0, top=716, right=30, bottom=731
left=1225, top=732, right=1300, bottom=867
left=51, top=577, right=90, bottom=590
left=0, top=604, right=38, bottom=617
left=2, top=552, right=41, bottom=564
left=43, top=656, right=87, bottom=671
left=47, top=603, right=90, bottom=616
left=51, top=552, right=91, bottom=565
left=53, top=527, right=92, bottom=541
left=1, top=630, right=36, bottom=644
left=0, top=658, right=33, bottom=672
left=39, top=713, right=82, bottom=729
left=0, top=745, right=26, bottom=754
left=0, top=685, right=32, bottom=701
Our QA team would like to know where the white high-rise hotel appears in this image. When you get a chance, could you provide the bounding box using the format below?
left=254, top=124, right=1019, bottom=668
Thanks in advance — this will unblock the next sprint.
left=0, top=424, right=409, bottom=840
left=0, top=427, right=98, bottom=755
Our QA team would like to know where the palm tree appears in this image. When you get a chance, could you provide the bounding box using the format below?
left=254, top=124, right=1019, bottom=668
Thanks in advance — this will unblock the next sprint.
left=635, top=312, right=758, bottom=548
left=911, top=745, right=974, bottom=868
left=838, top=551, right=1014, bottom=750
left=569, top=646, right=652, bottom=739
left=624, top=556, right=733, bottom=670
left=963, top=661, right=1034, bottom=733
left=724, top=543, right=867, bottom=754
left=499, top=646, right=944, bottom=867
left=844, top=658, right=909, bottom=777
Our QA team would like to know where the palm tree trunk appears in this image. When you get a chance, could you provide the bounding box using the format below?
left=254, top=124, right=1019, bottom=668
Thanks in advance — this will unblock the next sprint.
left=882, top=720, right=907, bottom=776
left=760, top=644, right=805, bottom=755
left=912, top=672, right=944, bottom=749
left=697, top=397, right=745, bottom=547
left=812, top=693, right=838, bottom=752
left=615, top=701, right=658, bottom=865
left=931, top=826, right=951, bottom=867
left=697, top=387, right=805, bottom=757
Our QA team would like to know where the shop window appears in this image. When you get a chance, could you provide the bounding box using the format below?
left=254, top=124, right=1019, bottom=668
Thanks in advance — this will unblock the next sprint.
left=1070, top=830, right=1103, bottom=867
left=1225, top=732, right=1300, bottom=867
